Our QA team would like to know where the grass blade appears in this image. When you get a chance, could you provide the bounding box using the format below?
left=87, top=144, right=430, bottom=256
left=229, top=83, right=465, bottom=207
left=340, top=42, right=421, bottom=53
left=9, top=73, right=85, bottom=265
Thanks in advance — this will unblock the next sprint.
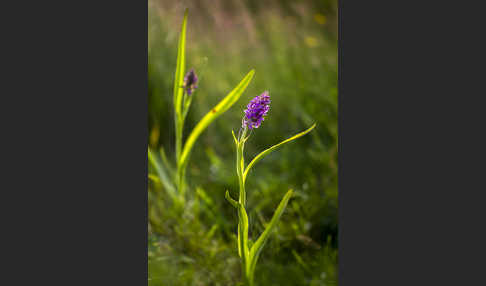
left=243, top=123, right=316, bottom=183
left=247, top=189, right=293, bottom=280
left=148, top=147, right=177, bottom=201
left=148, top=174, right=160, bottom=184
left=197, top=187, right=214, bottom=207
left=173, top=9, right=188, bottom=118
left=159, top=145, right=175, bottom=178
left=179, top=69, right=255, bottom=169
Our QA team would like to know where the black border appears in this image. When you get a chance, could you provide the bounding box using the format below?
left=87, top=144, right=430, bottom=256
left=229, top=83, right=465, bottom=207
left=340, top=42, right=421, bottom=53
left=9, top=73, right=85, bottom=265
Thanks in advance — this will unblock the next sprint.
left=4, top=0, right=148, bottom=284
left=339, top=0, right=486, bottom=285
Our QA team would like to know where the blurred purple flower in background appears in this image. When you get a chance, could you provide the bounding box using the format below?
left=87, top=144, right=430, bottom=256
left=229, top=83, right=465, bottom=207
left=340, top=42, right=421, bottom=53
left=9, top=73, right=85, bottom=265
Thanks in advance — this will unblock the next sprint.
left=183, top=68, right=198, bottom=95
left=243, top=91, right=270, bottom=129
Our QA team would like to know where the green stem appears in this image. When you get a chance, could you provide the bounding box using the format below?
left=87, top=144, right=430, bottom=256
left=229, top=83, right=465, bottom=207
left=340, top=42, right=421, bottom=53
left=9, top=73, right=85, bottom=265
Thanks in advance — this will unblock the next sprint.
left=175, top=92, right=188, bottom=204
left=237, top=130, right=247, bottom=207
left=175, top=105, right=182, bottom=163
left=236, top=127, right=251, bottom=285
left=238, top=206, right=250, bottom=286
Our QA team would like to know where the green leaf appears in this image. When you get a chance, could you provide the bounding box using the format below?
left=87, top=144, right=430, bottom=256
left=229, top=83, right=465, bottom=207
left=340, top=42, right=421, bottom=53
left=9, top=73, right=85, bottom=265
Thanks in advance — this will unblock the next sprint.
left=148, top=148, right=177, bottom=201
left=238, top=203, right=250, bottom=262
left=232, top=130, right=238, bottom=145
left=197, top=187, right=214, bottom=207
left=179, top=69, right=255, bottom=169
left=243, top=123, right=316, bottom=183
left=225, top=190, right=238, bottom=208
left=182, top=92, right=193, bottom=120
left=247, top=189, right=293, bottom=280
left=205, top=224, right=219, bottom=241
left=173, top=9, right=188, bottom=119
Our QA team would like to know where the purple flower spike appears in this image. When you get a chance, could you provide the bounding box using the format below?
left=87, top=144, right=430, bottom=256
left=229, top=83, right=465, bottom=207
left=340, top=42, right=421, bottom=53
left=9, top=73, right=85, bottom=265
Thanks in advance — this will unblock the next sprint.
left=243, top=91, right=271, bottom=129
left=183, top=68, right=198, bottom=95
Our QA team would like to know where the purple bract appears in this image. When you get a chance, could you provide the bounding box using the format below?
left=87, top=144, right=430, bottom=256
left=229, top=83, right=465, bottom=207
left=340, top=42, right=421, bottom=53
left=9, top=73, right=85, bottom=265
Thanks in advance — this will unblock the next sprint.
left=243, top=91, right=270, bottom=129
left=183, top=68, right=198, bottom=95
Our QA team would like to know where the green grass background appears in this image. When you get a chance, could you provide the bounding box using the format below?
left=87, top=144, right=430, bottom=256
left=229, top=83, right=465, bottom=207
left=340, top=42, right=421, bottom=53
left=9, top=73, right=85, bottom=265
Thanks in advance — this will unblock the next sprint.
left=148, top=1, right=338, bottom=285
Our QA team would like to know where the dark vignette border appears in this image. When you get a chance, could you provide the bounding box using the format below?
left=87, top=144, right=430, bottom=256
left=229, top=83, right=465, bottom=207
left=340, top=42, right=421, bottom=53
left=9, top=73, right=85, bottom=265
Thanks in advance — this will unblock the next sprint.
left=339, top=0, right=485, bottom=285
left=4, top=0, right=148, bottom=283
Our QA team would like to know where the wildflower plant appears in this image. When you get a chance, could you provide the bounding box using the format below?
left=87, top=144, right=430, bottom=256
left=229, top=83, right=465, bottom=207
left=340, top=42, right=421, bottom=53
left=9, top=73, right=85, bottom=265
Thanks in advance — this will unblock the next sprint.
left=148, top=9, right=255, bottom=207
left=225, top=91, right=316, bottom=285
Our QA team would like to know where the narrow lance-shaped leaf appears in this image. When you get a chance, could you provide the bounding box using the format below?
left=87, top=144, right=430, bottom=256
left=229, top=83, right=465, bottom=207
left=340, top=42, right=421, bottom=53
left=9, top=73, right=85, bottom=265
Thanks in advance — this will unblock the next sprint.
left=231, top=130, right=238, bottom=145
left=247, top=189, right=294, bottom=280
left=173, top=9, right=188, bottom=118
left=225, top=190, right=238, bottom=208
left=148, top=148, right=177, bottom=201
left=182, top=93, right=193, bottom=121
left=238, top=203, right=250, bottom=263
left=179, top=69, right=255, bottom=169
left=237, top=227, right=242, bottom=258
left=236, top=137, right=246, bottom=205
left=225, top=190, right=244, bottom=258
left=243, top=123, right=316, bottom=183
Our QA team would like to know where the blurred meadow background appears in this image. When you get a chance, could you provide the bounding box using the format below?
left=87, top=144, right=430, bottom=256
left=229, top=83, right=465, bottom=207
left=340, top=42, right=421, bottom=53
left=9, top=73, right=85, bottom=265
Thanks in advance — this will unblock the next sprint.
left=148, top=0, right=338, bottom=285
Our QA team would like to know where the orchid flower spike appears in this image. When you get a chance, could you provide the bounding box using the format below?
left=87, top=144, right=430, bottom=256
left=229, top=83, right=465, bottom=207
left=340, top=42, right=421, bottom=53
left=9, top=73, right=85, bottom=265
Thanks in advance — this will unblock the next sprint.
left=243, top=91, right=270, bottom=130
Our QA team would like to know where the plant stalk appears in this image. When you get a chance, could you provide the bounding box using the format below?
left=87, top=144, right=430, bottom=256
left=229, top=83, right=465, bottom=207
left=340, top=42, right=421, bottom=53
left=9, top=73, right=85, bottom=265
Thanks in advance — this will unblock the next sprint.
left=175, top=92, right=188, bottom=205
left=236, top=126, right=252, bottom=286
left=237, top=127, right=247, bottom=206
